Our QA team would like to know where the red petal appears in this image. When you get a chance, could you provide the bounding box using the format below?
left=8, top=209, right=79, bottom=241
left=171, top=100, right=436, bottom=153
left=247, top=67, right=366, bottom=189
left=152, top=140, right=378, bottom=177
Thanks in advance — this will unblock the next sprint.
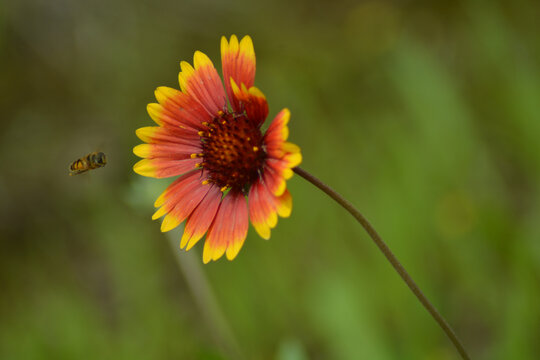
left=151, top=88, right=211, bottom=130
left=230, top=81, right=268, bottom=127
left=157, top=170, right=205, bottom=211
left=203, top=190, right=248, bottom=263
left=179, top=53, right=226, bottom=117
left=262, top=164, right=286, bottom=196
left=203, top=192, right=234, bottom=262
left=153, top=158, right=200, bottom=178
left=226, top=192, right=249, bottom=260
left=167, top=181, right=212, bottom=225
left=248, top=179, right=277, bottom=240
left=136, top=126, right=200, bottom=145
left=181, top=185, right=222, bottom=250
left=264, top=108, right=289, bottom=147
left=135, top=143, right=201, bottom=160
left=221, top=35, right=256, bottom=112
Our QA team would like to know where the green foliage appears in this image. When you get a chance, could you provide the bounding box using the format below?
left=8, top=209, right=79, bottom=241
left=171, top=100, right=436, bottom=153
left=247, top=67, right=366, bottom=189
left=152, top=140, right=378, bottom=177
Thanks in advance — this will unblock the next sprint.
left=1, top=0, right=539, bottom=359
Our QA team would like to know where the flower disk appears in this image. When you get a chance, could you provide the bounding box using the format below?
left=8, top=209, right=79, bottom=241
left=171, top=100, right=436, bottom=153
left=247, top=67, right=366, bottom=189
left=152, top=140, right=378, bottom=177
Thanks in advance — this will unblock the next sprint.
left=133, top=35, right=302, bottom=263
left=200, top=112, right=266, bottom=191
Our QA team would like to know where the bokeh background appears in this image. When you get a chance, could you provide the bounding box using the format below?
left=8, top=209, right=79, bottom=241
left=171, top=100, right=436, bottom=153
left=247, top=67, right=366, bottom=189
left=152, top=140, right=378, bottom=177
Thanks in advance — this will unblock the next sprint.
left=1, top=0, right=539, bottom=359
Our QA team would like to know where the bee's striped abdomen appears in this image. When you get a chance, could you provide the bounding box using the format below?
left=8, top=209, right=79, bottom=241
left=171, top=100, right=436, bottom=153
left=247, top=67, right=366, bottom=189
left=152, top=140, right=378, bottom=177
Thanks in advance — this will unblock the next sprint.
left=69, top=158, right=90, bottom=175
left=69, top=152, right=107, bottom=175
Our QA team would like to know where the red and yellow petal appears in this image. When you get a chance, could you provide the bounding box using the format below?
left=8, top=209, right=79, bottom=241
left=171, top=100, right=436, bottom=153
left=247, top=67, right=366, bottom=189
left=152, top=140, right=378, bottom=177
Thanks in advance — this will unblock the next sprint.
left=203, top=201, right=230, bottom=262
left=274, top=188, right=292, bottom=218
left=265, top=108, right=291, bottom=151
left=178, top=52, right=226, bottom=117
left=263, top=108, right=302, bottom=182
left=180, top=185, right=222, bottom=251
left=136, top=126, right=200, bottom=145
left=152, top=86, right=211, bottom=130
left=159, top=181, right=211, bottom=232
left=230, top=79, right=268, bottom=126
left=267, top=141, right=300, bottom=160
left=151, top=171, right=210, bottom=232
left=266, top=154, right=301, bottom=181
left=221, top=35, right=256, bottom=112
left=133, top=158, right=200, bottom=178
left=133, top=143, right=201, bottom=159
left=152, top=171, right=202, bottom=212
left=132, top=136, right=202, bottom=178
left=203, top=191, right=249, bottom=263
left=248, top=179, right=279, bottom=240
left=226, top=192, right=249, bottom=260
left=262, top=164, right=286, bottom=196
left=270, top=148, right=302, bottom=171
left=147, top=93, right=210, bottom=131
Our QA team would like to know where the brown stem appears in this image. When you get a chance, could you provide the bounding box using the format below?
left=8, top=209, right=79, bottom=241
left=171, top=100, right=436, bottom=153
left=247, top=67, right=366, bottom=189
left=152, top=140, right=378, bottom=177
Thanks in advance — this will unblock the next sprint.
left=293, top=167, right=471, bottom=360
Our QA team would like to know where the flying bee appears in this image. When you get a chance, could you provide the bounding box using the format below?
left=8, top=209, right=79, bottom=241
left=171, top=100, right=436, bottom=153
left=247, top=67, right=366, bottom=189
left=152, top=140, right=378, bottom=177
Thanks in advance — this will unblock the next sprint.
left=69, top=152, right=107, bottom=175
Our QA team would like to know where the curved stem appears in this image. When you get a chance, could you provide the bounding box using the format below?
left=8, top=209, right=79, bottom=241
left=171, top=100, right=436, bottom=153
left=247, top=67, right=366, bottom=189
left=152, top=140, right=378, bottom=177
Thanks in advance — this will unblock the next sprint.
left=293, top=167, right=471, bottom=360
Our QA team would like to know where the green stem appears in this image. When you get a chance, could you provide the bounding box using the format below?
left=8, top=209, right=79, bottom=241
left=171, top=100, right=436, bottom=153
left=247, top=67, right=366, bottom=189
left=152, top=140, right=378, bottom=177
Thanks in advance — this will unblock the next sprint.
left=293, top=167, right=471, bottom=360
left=166, top=233, right=244, bottom=360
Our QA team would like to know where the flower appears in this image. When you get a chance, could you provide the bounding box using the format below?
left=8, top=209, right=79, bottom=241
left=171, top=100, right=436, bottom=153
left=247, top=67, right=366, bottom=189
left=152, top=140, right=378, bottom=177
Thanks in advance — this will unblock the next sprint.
left=133, top=35, right=301, bottom=263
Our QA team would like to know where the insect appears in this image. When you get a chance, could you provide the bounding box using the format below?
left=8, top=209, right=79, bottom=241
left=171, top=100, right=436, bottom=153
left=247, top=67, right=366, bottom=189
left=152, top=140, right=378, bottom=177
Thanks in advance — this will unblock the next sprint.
left=69, top=152, right=107, bottom=175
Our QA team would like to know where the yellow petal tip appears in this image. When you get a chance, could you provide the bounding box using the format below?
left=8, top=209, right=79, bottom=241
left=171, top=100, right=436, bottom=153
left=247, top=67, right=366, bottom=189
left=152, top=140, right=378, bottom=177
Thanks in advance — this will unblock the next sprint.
left=248, top=86, right=265, bottom=99
left=193, top=51, right=213, bottom=69
left=282, top=142, right=301, bottom=154
left=230, top=77, right=240, bottom=94
left=155, top=86, right=180, bottom=104
left=185, top=234, right=203, bottom=251
left=152, top=206, right=168, bottom=220
left=239, top=35, right=254, bottom=57
left=161, top=214, right=181, bottom=232
left=133, top=159, right=157, bottom=177
left=180, top=232, right=191, bottom=249
left=202, top=241, right=213, bottom=264
left=226, top=240, right=244, bottom=261
left=133, top=144, right=151, bottom=158
left=286, top=152, right=302, bottom=168
left=136, top=127, right=158, bottom=143
left=253, top=223, right=271, bottom=240
left=273, top=180, right=286, bottom=197
left=212, top=245, right=226, bottom=261
left=147, top=103, right=164, bottom=126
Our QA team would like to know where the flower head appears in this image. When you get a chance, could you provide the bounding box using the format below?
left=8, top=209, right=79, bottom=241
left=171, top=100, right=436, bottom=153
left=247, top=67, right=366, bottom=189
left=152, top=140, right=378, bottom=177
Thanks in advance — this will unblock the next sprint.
left=133, top=35, right=301, bottom=263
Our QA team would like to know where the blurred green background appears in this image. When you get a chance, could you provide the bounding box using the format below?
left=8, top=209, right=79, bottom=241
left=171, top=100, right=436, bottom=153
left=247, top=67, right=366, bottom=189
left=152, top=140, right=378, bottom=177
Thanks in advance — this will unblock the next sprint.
left=1, top=0, right=539, bottom=358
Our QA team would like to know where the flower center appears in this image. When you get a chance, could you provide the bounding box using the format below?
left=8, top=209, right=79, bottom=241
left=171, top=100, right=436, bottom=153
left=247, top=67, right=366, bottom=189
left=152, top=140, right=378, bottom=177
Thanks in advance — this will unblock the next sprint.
left=199, top=111, right=266, bottom=191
